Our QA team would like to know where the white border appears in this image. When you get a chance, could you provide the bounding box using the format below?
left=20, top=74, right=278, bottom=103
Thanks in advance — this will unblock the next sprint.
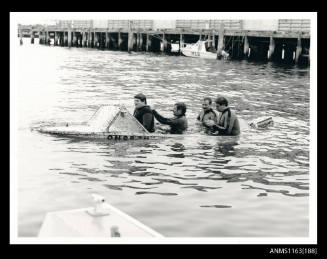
left=10, top=12, right=317, bottom=245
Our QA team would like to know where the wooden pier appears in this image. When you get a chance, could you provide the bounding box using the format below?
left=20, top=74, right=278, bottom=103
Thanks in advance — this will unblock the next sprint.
left=19, top=25, right=311, bottom=64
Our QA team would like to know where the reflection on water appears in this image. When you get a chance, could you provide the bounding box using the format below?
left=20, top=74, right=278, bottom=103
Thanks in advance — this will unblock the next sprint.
left=16, top=39, right=310, bottom=237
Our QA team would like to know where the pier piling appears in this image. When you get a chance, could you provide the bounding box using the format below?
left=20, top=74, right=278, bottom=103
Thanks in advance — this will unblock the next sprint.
left=19, top=29, right=23, bottom=45
left=139, top=33, right=143, bottom=51
left=146, top=33, right=151, bottom=52
left=44, top=31, right=48, bottom=45
left=118, top=32, right=122, bottom=50
left=217, top=24, right=225, bottom=59
left=243, top=35, right=249, bottom=58
left=208, top=32, right=212, bottom=48
left=105, top=31, right=109, bottom=49
left=73, top=31, right=77, bottom=47
left=31, top=31, right=34, bottom=44
left=295, top=35, right=302, bottom=64
left=68, top=30, right=71, bottom=48
left=87, top=31, right=91, bottom=47
left=44, top=31, right=47, bottom=45
left=213, top=32, right=216, bottom=49
left=43, top=30, right=46, bottom=45
left=82, top=31, right=86, bottom=47
left=179, top=34, right=184, bottom=54
left=128, top=31, right=133, bottom=52
left=39, top=30, right=42, bottom=44
left=54, top=32, right=58, bottom=46
left=63, top=31, right=67, bottom=46
left=94, top=31, right=99, bottom=48
left=136, top=32, right=140, bottom=51
left=162, top=33, right=167, bottom=52
left=268, top=36, right=275, bottom=60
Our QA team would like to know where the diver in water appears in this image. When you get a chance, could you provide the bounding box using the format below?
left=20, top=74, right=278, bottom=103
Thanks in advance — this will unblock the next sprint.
left=133, top=93, right=155, bottom=133
left=152, top=102, right=188, bottom=134
left=197, top=97, right=220, bottom=133
left=205, top=96, right=240, bottom=136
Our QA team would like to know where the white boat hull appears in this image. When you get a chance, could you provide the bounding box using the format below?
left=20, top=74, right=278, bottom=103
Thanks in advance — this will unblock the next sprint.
left=181, top=49, right=217, bottom=59
left=36, top=126, right=240, bottom=144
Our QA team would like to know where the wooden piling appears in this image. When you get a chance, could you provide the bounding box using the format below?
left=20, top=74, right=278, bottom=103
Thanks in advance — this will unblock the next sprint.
left=43, top=30, right=47, bottom=44
left=118, top=31, right=122, bottom=50
left=44, top=31, right=48, bottom=45
left=105, top=31, right=109, bottom=49
left=146, top=33, right=151, bottom=52
left=162, top=33, right=167, bottom=52
left=46, top=31, right=49, bottom=45
left=82, top=31, right=85, bottom=47
left=73, top=31, right=77, bottom=47
left=136, top=32, right=139, bottom=51
left=108, top=33, right=112, bottom=49
left=179, top=34, right=184, bottom=54
left=295, top=35, right=302, bottom=64
left=94, top=31, right=98, bottom=48
left=38, top=31, right=40, bottom=44
left=128, top=31, right=134, bottom=52
left=90, top=31, right=94, bottom=48
left=137, top=32, right=142, bottom=51
left=54, top=32, right=58, bottom=46
left=139, top=33, right=143, bottom=51
left=208, top=32, right=212, bottom=47
left=31, top=31, right=34, bottom=44
left=87, top=31, right=91, bottom=47
left=243, top=35, right=249, bottom=57
left=68, top=30, right=71, bottom=48
left=39, top=31, right=42, bottom=44
left=63, top=31, right=67, bottom=46
left=41, top=30, right=45, bottom=44
left=268, top=36, right=275, bottom=60
left=19, top=29, right=23, bottom=45
left=217, top=23, right=225, bottom=58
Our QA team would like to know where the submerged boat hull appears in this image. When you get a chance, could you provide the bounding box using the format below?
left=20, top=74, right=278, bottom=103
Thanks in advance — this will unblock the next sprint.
left=37, top=126, right=169, bottom=140
left=35, top=105, right=240, bottom=143
left=36, top=126, right=240, bottom=143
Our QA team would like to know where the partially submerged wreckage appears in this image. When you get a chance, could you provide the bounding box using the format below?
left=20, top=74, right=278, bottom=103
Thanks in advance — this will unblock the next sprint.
left=37, top=105, right=167, bottom=140
left=36, top=105, right=273, bottom=142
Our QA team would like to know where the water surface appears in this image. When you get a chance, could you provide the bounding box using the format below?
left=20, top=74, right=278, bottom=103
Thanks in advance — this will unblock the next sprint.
left=16, top=38, right=310, bottom=238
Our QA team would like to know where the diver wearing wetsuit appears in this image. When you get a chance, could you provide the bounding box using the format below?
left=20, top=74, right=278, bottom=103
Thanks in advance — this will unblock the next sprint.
left=152, top=102, right=188, bottom=134
left=133, top=93, right=155, bottom=133
left=206, top=97, right=240, bottom=136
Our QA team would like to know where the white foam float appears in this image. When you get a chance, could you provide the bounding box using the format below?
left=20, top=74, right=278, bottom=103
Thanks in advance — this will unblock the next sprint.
left=249, top=116, right=274, bottom=129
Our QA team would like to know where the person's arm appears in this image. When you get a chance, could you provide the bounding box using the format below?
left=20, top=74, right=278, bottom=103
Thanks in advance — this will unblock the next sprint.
left=211, top=114, right=228, bottom=131
left=142, top=113, right=153, bottom=132
left=152, top=110, right=174, bottom=126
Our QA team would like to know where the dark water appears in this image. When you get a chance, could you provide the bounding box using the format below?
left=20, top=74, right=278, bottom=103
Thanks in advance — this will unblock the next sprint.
left=16, top=38, right=310, bottom=237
